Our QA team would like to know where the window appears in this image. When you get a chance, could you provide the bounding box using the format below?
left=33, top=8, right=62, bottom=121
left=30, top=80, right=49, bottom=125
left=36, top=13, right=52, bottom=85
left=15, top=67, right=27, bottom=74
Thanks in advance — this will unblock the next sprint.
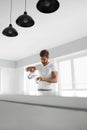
left=74, top=56, right=87, bottom=89
left=59, top=60, right=72, bottom=90
left=57, top=51, right=87, bottom=97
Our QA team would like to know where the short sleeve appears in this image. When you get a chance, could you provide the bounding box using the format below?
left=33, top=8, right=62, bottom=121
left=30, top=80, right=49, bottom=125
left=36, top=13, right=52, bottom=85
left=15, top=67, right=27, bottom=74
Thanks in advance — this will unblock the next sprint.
left=51, top=60, right=58, bottom=72
left=35, top=64, right=41, bottom=71
left=35, top=64, right=42, bottom=75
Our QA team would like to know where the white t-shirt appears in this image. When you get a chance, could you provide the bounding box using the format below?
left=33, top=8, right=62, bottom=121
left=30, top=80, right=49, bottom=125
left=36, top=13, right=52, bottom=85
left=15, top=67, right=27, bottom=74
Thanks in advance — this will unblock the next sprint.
left=36, top=60, right=58, bottom=90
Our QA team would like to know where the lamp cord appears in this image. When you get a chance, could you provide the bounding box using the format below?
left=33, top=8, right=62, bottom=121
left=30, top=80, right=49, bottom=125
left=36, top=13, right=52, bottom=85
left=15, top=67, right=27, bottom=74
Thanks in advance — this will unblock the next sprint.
left=10, top=0, right=12, bottom=24
left=25, top=0, right=26, bottom=12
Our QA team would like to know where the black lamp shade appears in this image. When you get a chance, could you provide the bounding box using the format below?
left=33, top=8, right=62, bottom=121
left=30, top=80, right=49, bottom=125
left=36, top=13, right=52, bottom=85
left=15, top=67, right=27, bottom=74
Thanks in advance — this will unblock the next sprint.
left=16, top=11, right=35, bottom=27
left=2, top=24, right=18, bottom=37
left=36, top=0, right=60, bottom=13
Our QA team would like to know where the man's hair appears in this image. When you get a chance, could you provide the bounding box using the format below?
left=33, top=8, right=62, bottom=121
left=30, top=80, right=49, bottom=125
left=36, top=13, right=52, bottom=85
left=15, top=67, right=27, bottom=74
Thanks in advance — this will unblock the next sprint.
left=40, top=49, right=49, bottom=58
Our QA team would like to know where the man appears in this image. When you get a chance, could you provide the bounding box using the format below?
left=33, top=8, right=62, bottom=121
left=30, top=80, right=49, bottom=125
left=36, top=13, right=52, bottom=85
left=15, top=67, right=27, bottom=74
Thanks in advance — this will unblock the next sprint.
left=26, top=49, right=58, bottom=91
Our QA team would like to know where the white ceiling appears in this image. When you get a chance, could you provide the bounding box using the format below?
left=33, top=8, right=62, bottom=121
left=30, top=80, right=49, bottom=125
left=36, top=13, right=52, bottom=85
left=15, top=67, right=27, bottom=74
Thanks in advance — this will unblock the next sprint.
left=0, top=0, right=87, bottom=61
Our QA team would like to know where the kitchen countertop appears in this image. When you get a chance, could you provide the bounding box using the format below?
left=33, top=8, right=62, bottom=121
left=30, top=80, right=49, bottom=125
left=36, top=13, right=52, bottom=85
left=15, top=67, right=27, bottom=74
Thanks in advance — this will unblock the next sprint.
left=0, top=94, right=87, bottom=111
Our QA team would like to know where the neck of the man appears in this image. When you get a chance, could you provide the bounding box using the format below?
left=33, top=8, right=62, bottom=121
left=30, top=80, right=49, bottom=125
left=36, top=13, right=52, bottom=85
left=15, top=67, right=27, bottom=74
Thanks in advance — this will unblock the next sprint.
left=43, top=61, right=50, bottom=66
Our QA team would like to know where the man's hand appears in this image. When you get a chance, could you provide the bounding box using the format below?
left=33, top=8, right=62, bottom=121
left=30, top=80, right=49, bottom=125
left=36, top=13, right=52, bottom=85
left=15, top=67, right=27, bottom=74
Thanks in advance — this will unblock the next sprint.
left=37, top=77, right=45, bottom=81
left=25, top=67, right=36, bottom=72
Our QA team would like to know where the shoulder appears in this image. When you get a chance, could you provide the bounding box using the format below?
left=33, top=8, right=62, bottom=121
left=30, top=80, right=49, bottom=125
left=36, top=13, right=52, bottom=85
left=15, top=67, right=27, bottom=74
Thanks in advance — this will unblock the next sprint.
left=35, top=63, right=42, bottom=70
left=50, top=59, right=58, bottom=71
left=50, top=59, right=57, bottom=66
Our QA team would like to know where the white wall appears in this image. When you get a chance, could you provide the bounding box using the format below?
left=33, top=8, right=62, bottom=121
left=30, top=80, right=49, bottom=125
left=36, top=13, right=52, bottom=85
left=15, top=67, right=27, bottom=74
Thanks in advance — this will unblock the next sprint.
left=0, top=59, right=16, bottom=68
left=0, top=36, right=87, bottom=69
left=0, top=69, right=1, bottom=92
left=16, top=36, right=87, bottom=68
left=1, top=68, right=18, bottom=94
left=1, top=68, right=24, bottom=94
left=15, top=68, right=25, bottom=94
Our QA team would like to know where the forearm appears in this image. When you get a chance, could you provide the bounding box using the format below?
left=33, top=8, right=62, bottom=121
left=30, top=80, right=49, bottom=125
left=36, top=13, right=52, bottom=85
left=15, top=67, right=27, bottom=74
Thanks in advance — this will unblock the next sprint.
left=36, top=72, right=58, bottom=83
left=37, top=77, right=58, bottom=83
left=43, top=72, right=58, bottom=83
left=42, top=77, right=58, bottom=83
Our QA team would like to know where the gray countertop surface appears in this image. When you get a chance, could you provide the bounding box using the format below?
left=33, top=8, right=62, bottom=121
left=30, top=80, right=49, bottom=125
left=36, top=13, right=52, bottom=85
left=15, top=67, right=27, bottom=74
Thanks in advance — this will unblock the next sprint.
left=0, top=94, right=87, bottom=111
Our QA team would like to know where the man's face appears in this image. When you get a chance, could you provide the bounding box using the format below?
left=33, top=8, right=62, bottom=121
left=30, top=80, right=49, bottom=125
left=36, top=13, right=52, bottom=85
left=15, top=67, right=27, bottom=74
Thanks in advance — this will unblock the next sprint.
left=40, top=56, right=49, bottom=66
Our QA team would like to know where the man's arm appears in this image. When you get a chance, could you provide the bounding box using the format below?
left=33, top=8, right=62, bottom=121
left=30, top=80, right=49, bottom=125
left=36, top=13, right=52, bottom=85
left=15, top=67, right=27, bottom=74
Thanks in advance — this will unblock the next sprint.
left=37, top=71, right=58, bottom=83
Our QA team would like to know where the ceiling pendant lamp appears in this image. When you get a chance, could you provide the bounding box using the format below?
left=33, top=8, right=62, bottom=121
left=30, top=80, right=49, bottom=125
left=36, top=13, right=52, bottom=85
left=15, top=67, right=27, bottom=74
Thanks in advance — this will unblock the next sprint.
left=36, top=0, right=60, bottom=13
left=16, top=0, right=35, bottom=27
left=2, top=0, right=18, bottom=37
